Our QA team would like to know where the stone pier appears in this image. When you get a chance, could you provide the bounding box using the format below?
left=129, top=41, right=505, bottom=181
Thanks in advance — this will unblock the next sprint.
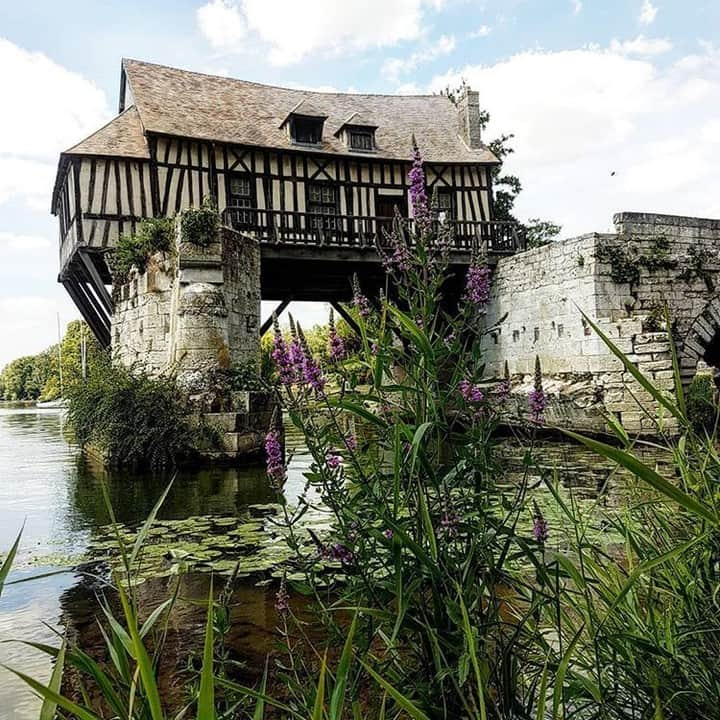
left=111, top=221, right=273, bottom=460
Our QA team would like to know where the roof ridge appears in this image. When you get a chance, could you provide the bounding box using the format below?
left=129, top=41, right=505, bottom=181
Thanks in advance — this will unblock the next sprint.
left=121, top=57, right=452, bottom=101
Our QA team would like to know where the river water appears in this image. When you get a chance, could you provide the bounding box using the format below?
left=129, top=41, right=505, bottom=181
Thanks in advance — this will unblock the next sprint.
left=0, top=406, right=664, bottom=718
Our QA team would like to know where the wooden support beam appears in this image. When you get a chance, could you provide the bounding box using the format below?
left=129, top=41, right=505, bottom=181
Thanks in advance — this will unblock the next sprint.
left=78, top=250, right=113, bottom=314
left=330, top=300, right=361, bottom=337
left=260, top=298, right=292, bottom=336
left=63, top=276, right=111, bottom=348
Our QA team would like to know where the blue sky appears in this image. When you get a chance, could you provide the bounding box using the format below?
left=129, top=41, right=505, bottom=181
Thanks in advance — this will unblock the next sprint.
left=1, top=0, right=719, bottom=366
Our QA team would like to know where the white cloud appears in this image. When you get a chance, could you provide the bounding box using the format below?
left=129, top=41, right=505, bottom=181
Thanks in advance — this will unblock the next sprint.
left=425, top=42, right=720, bottom=235
left=382, top=34, right=456, bottom=80
left=0, top=39, right=110, bottom=210
left=0, top=232, right=51, bottom=251
left=196, top=0, right=246, bottom=50
left=639, top=0, right=658, bottom=25
left=610, top=35, right=673, bottom=56
left=196, top=0, right=443, bottom=65
left=469, top=25, right=491, bottom=38
left=572, top=0, right=582, bottom=15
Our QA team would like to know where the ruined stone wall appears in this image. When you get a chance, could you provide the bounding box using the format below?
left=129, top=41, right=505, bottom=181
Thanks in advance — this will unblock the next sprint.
left=482, top=212, right=720, bottom=434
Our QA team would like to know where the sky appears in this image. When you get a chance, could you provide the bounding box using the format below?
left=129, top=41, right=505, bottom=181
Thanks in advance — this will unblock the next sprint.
left=1, top=0, right=719, bottom=368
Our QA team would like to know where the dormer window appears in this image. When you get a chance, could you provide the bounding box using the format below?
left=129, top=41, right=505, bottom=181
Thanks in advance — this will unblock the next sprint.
left=280, top=99, right=328, bottom=146
left=333, top=112, right=378, bottom=153
left=292, top=116, right=324, bottom=144
left=349, top=129, right=374, bottom=151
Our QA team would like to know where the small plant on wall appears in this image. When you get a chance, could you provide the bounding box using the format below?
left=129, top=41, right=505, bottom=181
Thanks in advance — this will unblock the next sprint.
left=180, top=196, right=220, bottom=247
left=109, top=217, right=175, bottom=285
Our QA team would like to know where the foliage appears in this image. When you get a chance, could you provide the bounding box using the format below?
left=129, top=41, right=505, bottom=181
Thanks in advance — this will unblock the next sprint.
left=678, top=244, right=715, bottom=291
left=525, top=217, right=562, bottom=249
left=0, top=320, right=103, bottom=401
left=180, top=197, right=221, bottom=248
left=111, top=217, right=175, bottom=281
left=65, top=357, right=220, bottom=468
left=597, top=234, right=677, bottom=285
left=686, top=372, right=717, bottom=435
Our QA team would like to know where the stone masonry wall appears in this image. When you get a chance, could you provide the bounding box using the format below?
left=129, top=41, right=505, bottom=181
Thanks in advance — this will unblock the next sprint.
left=482, top=212, right=720, bottom=435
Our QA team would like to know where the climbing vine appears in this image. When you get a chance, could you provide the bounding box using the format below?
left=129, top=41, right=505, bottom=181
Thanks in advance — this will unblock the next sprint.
left=596, top=234, right=677, bottom=285
left=678, top=245, right=715, bottom=291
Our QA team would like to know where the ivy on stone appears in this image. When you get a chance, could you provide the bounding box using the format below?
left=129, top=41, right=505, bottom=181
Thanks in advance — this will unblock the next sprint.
left=180, top=197, right=220, bottom=248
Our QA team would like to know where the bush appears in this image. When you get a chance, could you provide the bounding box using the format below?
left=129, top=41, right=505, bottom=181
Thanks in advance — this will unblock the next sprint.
left=110, top=217, right=174, bottom=280
left=66, top=358, right=219, bottom=468
left=686, top=372, right=717, bottom=434
left=180, top=197, right=220, bottom=247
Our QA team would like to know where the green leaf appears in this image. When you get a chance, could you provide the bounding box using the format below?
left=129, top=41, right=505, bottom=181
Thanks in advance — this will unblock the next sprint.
left=578, top=310, right=682, bottom=422
left=562, top=429, right=718, bottom=525
left=457, top=591, right=486, bottom=720
left=197, top=577, right=215, bottom=720
left=360, top=661, right=431, bottom=720
left=329, top=612, right=358, bottom=719
left=130, top=476, right=175, bottom=568
left=387, top=306, right=434, bottom=364
left=39, top=637, right=66, bottom=720
left=3, top=664, right=101, bottom=720
left=313, top=652, right=327, bottom=720
left=0, top=527, right=22, bottom=598
left=252, top=659, right=269, bottom=720
left=552, top=625, right=584, bottom=720
left=118, top=582, right=165, bottom=720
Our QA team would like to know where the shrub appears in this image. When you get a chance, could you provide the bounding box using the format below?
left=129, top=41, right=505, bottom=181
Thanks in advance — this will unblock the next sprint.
left=110, top=217, right=174, bottom=280
left=180, top=197, right=220, bottom=247
left=66, top=357, right=219, bottom=468
left=686, top=372, right=717, bottom=434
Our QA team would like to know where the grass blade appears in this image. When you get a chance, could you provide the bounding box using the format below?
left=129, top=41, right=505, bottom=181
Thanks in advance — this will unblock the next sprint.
left=197, top=577, right=215, bottom=720
left=0, top=528, right=22, bottom=598
left=39, top=637, right=66, bottom=720
left=360, top=661, right=431, bottom=720
left=313, top=652, right=327, bottom=720
left=130, top=476, right=175, bottom=568
left=329, top=612, right=358, bottom=719
left=252, top=659, right=269, bottom=720
left=562, top=429, right=718, bottom=525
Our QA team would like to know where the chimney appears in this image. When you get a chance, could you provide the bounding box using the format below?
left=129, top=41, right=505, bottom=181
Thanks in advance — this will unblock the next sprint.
left=457, top=87, right=483, bottom=149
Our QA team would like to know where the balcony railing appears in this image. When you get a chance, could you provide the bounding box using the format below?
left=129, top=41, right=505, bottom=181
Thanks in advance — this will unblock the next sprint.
left=221, top=208, right=526, bottom=255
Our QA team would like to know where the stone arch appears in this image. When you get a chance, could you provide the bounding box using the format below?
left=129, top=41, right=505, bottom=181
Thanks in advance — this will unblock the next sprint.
left=681, top=295, right=720, bottom=383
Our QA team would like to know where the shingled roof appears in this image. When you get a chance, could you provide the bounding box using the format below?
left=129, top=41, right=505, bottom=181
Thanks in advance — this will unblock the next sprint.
left=64, top=106, right=149, bottom=159
left=120, top=59, right=497, bottom=164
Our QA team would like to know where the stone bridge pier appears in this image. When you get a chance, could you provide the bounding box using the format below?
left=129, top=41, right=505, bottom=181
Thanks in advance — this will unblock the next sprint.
left=482, top=212, right=720, bottom=435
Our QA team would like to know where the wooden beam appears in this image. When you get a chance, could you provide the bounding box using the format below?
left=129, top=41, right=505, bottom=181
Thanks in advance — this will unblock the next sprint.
left=78, top=250, right=113, bottom=314
left=330, top=300, right=361, bottom=337
left=260, top=298, right=292, bottom=336
left=63, top=275, right=110, bottom=348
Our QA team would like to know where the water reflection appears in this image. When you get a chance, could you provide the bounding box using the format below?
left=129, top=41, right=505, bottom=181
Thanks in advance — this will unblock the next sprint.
left=0, top=407, right=668, bottom=719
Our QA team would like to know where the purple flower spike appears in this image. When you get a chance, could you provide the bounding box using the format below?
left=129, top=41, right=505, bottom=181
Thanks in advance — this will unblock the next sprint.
left=408, top=141, right=430, bottom=229
left=459, top=379, right=484, bottom=405
left=532, top=508, right=549, bottom=545
left=275, top=579, right=290, bottom=614
left=264, top=430, right=285, bottom=485
left=326, top=448, right=341, bottom=469
left=328, top=309, right=346, bottom=362
left=528, top=355, right=548, bottom=423
left=271, top=317, right=295, bottom=386
left=352, top=275, right=371, bottom=318
left=465, top=261, right=491, bottom=307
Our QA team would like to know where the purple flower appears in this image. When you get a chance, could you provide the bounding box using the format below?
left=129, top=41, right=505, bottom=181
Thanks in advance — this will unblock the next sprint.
left=440, top=509, right=461, bottom=537
left=352, top=275, right=371, bottom=318
left=344, top=433, right=358, bottom=451
left=528, top=355, right=547, bottom=423
left=294, top=323, right=326, bottom=393
left=383, top=528, right=394, bottom=540
left=408, top=140, right=430, bottom=229
left=328, top=310, right=346, bottom=362
left=326, top=448, right=341, bottom=469
left=532, top=509, right=549, bottom=545
left=264, top=430, right=285, bottom=485
left=275, top=579, right=290, bottom=614
left=321, top=542, right=355, bottom=566
left=371, top=342, right=379, bottom=355
left=495, top=379, right=511, bottom=404
left=302, top=353, right=326, bottom=393
left=459, top=379, right=484, bottom=405
left=271, top=318, right=295, bottom=386
left=465, top=261, right=491, bottom=307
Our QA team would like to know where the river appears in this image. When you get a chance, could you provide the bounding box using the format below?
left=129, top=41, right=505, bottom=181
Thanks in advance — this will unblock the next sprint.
left=0, top=405, right=664, bottom=718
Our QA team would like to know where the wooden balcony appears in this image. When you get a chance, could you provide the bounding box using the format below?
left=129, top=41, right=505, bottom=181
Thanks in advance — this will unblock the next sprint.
left=221, top=208, right=526, bottom=256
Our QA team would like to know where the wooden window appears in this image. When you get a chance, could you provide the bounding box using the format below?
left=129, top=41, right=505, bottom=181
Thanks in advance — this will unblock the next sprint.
left=227, top=173, right=256, bottom=227
left=307, top=183, right=339, bottom=230
left=435, top=189, right=455, bottom=219
left=292, top=117, right=323, bottom=144
left=349, top=130, right=374, bottom=151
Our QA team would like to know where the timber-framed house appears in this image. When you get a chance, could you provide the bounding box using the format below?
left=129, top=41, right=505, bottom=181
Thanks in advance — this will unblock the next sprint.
left=52, top=59, right=521, bottom=344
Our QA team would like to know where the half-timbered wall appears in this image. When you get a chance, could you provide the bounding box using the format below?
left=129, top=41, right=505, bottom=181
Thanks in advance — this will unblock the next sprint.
left=57, top=133, right=493, bottom=274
